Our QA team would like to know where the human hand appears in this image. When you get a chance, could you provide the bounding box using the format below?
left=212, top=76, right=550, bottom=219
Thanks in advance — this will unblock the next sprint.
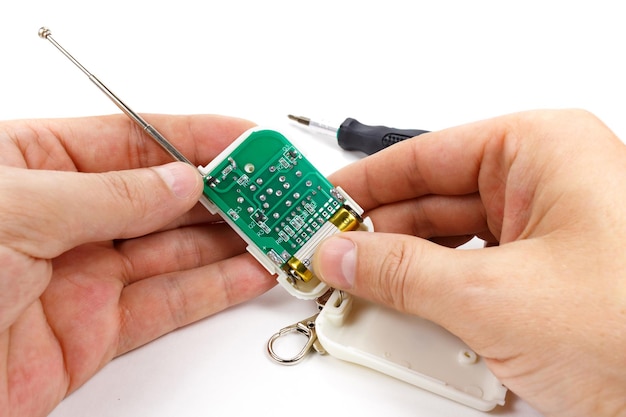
left=313, top=110, right=626, bottom=417
left=0, top=114, right=275, bottom=417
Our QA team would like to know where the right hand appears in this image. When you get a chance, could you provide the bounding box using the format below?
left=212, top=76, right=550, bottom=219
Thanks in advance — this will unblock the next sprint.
left=313, top=109, right=626, bottom=417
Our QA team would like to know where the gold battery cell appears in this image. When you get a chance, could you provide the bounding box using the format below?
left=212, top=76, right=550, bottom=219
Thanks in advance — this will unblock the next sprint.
left=329, top=207, right=361, bottom=232
left=287, top=256, right=314, bottom=282
left=286, top=207, right=363, bottom=283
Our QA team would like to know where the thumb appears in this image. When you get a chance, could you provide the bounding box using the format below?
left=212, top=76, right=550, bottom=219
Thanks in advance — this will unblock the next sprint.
left=0, top=162, right=203, bottom=258
left=312, top=231, right=489, bottom=325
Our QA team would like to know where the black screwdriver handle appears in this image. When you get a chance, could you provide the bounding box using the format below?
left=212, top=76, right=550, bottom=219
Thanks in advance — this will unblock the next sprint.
left=337, top=118, right=429, bottom=155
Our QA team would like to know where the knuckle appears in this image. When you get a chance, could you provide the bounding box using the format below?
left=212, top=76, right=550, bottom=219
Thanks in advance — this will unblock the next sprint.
left=375, top=238, right=418, bottom=312
left=163, top=275, right=190, bottom=328
left=100, top=172, right=149, bottom=217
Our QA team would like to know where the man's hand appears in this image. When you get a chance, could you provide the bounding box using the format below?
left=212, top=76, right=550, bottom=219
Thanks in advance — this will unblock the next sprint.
left=0, top=114, right=276, bottom=417
left=313, top=109, right=626, bottom=417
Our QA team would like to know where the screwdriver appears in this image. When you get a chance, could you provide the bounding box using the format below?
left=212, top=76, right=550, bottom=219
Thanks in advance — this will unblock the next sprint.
left=288, top=115, right=429, bottom=155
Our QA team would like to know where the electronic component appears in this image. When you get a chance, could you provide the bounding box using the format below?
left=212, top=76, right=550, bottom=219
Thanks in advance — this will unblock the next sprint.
left=199, top=128, right=371, bottom=299
left=42, top=29, right=506, bottom=410
left=40, top=27, right=371, bottom=300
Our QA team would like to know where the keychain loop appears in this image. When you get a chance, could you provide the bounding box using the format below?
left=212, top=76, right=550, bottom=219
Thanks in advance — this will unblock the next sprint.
left=267, top=290, right=342, bottom=365
left=267, top=313, right=320, bottom=365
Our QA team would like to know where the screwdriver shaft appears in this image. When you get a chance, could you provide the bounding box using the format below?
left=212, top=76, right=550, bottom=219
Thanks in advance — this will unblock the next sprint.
left=38, top=27, right=193, bottom=166
left=288, top=115, right=338, bottom=137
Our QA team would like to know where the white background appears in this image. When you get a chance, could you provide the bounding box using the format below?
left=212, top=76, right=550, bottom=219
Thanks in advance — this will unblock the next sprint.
left=2, top=1, right=625, bottom=416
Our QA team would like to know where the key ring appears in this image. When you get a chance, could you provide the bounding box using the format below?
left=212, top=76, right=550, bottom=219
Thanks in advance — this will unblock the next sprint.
left=266, top=312, right=323, bottom=365
left=267, top=290, right=343, bottom=365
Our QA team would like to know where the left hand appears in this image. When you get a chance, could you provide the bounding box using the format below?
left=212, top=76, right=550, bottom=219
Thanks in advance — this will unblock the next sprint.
left=0, top=114, right=276, bottom=417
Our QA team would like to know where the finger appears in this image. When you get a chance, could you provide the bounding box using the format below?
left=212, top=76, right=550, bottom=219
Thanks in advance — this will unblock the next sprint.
left=115, top=223, right=247, bottom=284
left=2, top=114, right=255, bottom=171
left=327, top=124, right=489, bottom=210
left=116, top=253, right=276, bottom=355
left=365, top=193, right=488, bottom=239
left=158, top=203, right=224, bottom=231
left=312, top=231, right=522, bottom=341
left=0, top=162, right=203, bottom=258
left=330, top=109, right=626, bottom=213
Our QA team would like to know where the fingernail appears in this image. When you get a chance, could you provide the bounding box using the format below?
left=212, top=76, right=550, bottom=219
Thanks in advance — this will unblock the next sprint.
left=315, top=237, right=356, bottom=289
left=153, top=162, right=199, bottom=199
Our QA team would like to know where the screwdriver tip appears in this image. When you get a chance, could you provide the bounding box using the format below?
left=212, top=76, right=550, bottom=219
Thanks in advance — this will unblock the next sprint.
left=287, top=114, right=311, bottom=126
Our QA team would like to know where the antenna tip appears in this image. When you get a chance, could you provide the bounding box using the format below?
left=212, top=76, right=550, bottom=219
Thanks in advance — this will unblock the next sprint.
left=38, top=27, right=51, bottom=39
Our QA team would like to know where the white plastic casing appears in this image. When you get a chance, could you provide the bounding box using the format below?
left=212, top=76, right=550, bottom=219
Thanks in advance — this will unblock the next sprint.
left=200, top=128, right=507, bottom=410
left=315, top=291, right=508, bottom=411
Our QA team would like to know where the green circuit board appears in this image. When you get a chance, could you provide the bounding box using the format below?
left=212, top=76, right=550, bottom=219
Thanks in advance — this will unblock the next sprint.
left=202, top=129, right=343, bottom=270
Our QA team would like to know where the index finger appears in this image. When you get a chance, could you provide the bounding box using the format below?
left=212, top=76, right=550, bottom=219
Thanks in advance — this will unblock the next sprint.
left=59, top=113, right=256, bottom=172
left=327, top=114, right=511, bottom=211
left=2, top=114, right=255, bottom=172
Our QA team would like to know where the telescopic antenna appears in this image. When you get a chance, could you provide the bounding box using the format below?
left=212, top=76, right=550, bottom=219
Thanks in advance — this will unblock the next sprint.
left=38, top=27, right=193, bottom=166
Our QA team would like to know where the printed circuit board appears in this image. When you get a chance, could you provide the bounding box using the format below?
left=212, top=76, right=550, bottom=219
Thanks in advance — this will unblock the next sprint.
left=199, top=128, right=368, bottom=299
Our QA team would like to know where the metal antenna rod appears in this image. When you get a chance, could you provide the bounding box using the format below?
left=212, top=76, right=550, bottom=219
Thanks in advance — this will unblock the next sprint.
left=38, top=27, right=193, bottom=166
